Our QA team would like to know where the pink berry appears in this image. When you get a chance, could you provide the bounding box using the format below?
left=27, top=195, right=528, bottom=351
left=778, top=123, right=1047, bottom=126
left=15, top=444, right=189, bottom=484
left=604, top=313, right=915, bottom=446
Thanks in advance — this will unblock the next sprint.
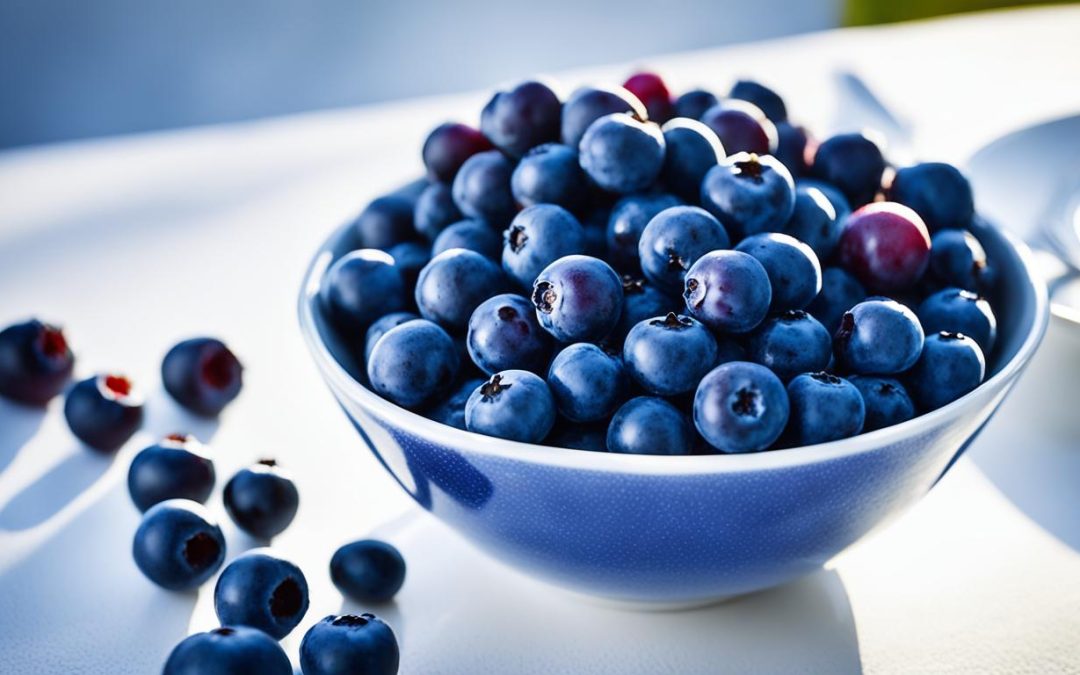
left=622, top=72, right=673, bottom=123
left=839, top=202, right=931, bottom=292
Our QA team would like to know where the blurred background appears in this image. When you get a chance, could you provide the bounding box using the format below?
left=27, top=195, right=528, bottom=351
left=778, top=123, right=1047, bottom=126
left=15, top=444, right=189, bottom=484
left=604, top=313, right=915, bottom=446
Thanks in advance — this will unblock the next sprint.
left=0, top=0, right=1065, bottom=149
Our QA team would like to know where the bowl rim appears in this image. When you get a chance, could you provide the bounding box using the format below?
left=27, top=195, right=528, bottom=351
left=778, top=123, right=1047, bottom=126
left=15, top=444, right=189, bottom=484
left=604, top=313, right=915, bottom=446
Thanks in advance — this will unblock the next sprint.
left=298, top=218, right=1049, bottom=475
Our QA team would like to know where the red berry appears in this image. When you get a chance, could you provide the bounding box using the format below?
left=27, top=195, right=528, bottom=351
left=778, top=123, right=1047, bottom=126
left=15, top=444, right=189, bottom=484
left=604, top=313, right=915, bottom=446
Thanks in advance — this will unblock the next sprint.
left=839, top=202, right=931, bottom=292
left=622, top=72, right=673, bottom=123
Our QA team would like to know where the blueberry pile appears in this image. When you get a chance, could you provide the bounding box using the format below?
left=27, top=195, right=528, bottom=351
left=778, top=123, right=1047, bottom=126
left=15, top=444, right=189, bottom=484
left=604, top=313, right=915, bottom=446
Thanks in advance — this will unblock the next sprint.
left=331, top=72, right=997, bottom=454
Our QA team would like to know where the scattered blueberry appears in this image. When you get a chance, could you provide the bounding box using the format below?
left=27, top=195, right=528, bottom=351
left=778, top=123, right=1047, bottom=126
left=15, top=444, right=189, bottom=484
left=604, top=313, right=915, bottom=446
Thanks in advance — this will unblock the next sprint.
left=367, top=319, right=459, bottom=409
left=432, top=220, right=502, bottom=260
left=683, top=250, right=772, bottom=333
left=451, top=150, right=517, bottom=226
left=561, top=86, right=646, bottom=150
left=807, top=266, right=867, bottom=333
left=223, top=459, right=299, bottom=540
left=465, top=370, right=556, bottom=443
left=424, top=377, right=484, bottom=430
left=330, top=539, right=406, bottom=604
left=700, top=100, right=777, bottom=155
left=319, top=250, right=406, bottom=332
left=700, top=152, right=795, bottom=240
left=413, top=182, right=462, bottom=241
left=547, top=343, right=626, bottom=423
left=607, top=396, right=692, bottom=455
left=579, top=113, right=666, bottom=194
left=811, top=132, right=886, bottom=207
left=364, top=312, right=419, bottom=363
left=511, top=143, right=587, bottom=210
left=414, top=248, right=506, bottom=332
left=214, top=550, right=310, bottom=640
left=917, top=287, right=997, bottom=356
left=532, top=255, right=623, bottom=343
left=64, top=373, right=143, bottom=452
left=785, top=372, right=865, bottom=445
left=386, top=242, right=429, bottom=294
left=606, top=192, right=683, bottom=271
left=163, top=626, right=292, bottom=675
left=834, top=299, right=924, bottom=374
left=659, top=118, right=725, bottom=202
left=735, top=232, right=821, bottom=312
left=128, top=434, right=215, bottom=512
left=353, top=195, right=416, bottom=250
left=673, top=88, right=719, bottom=121
left=502, top=204, right=587, bottom=289
left=0, top=318, right=74, bottom=406
left=773, top=122, right=811, bottom=177
left=480, top=80, right=561, bottom=158
left=422, top=122, right=493, bottom=183
left=888, top=162, right=974, bottom=231
left=624, top=313, right=718, bottom=396
left=729, top=79, right=787, bottom=122
left=848, top=375, right=916, bottom=431
left=133, top=499, right=225, bottom=590
left=928, top=228, right=992, bottom=292
left=839, top=202, right=931, bottom=292
left=693, top=361, right=789, bottom=453
left=638, top=206, right=730, bottom=293
left=300, top=614, right=400, bottom=675
left=781, top=185, right=842, bottom=260
left=622, top=71, right=674, bottom=123
left=467, top=293, right=552, bottom=374
left=747, top=310, right=832, bottom=381
left=908, top=331, right=986, bottom=411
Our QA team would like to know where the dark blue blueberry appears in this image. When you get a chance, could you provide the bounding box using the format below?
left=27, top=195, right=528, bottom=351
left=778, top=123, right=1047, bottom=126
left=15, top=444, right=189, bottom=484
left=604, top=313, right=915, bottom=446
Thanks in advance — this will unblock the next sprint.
left=735, top=232, right=822, bottom=312
left=796, top=179, right=851, bottom=224
left=700, top=100, right=777, bottom=155
left=807, top=266, right=866, bottom=333
left=64, top=374, right=143, bottom=452
left=547, top=343, right=626, bottom=423
left=610, top=276, right=680, bottom=344
left=425, top=377, right=484, bottom=430
left=224, top=459, right=299, bottom=540
left=774, top=122, right=810, bottom=178
left=715, top=336, right=748, bottom=366
left=163, top=626, right=291, bottom=675
left=465, top=371, right=556, bottom=443
left=834, top=299, right=924, bottom=374
left=729, top=79, right=787, bottom=122
left=545, top=420, right=608, bottom=452
left=606, top=192, right=682, bottom=271
left=531, top=255, right=623, bottom=343
left=781, top=185, right=843, bottom=260
left=683, top=250, right=772, bottom=334
left=330, top=539, right=406, bottom=603
left=133, top=499, right=225, bottom=591
left=889, top=162, right=974, bottom=231
left=432, top=220, right=502, bottom=260
left=387, top=242, right=430, bottom=293
left=422, top=122, right=493, bottom=183
left=300, top=614, right=400, bottom=675
left=367, top=319, right=459, bottom=409
left=319, top=250, right=406, bottom=333
left=451, top=150, right=517, bottom=227
left=128, top=434, right=215, bottom=512
left=747, top=310, right=832, bottom=381
left=929, top=228, right=992, bottom=292
left=162, top=337, right=244, bottom=417
left=638, top=206, right=730, bottom=293
left=623, top=72, right=674, bottom=123
left=579, top=113, right=666, bottom=194
left=785, top=372, right=865, bottom=445
left=414, top=248, right=506, bottom=332
left=413, top=182, right=462, bottom=241
left=673, top=88, right=719, bottom=121
left=700, top=152, right=795, bottom=240
left=623, top=313, right=718, bottom=396
left=561, top=86, right=646, bottom=150
left=364, top=312, right=419, bottom=362
left=0, top=319, right=73, bottom=406
left=693, top=361, right=789, bottom=453
left=607, top=396, right=692, bottom=455
left=467, top=293, right=552, bottom=375
left=511, top=143, right=587, bottom=210
left=660, top=118, right=725, bottom=202
left=908, top=332, right=986, bottom=411
left=811, top=132, right=886, bottom=207
left=215, top=550, right=310, bottom=640
left=917, top=287, right=997, bottom=356
left=480, top=80, right=561, bottom=158
left=352, top=195, right=416, bottom=250
left=848, top=375, right=915, bottom=431
left=502, top=205, right=587, bottom=289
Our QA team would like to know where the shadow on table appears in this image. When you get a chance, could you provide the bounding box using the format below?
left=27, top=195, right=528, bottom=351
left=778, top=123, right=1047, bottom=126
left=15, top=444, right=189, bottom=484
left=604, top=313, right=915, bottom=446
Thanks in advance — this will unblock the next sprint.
left=0, top=399, right=45, bottom=476
left=0, top=446, right=113, bottom=531
left=142, top=385, right=221, bottom=444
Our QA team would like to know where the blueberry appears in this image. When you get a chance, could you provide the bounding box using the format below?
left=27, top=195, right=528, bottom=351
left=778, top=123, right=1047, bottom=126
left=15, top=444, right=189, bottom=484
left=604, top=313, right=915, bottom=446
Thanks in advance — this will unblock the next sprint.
left=414, top=248, right=506, bottom=332
left=624, top=313, right=718, bottom=396
left=367, top=319, right=459, bottom=409
left=610, top=275, right=680, bottom=344
left=386, top=242, right=429, bottom=293
left=413, top=182, right=462, bottom=241
left=352, top=195, right=416, bottom=250
left=451, top=150, right=517, bottom=227
left=467, top=293, right=552, bottom=374
left=729, top=79, right=787, bottom=122
left=839, top=202, right=931, bottom=292
left=547, top=343, right=626, bottom=422
left=735, top=232, right=822, bottom=312
left=579, top=113, right=666, bottom=194
left=133, top=499, right=225, bottom=590
left=928, top=228, right=992, bottom=292
left=64, top=374, right=144, bottom=452
left=128, top=434, right=215, bottom=512
left=215, top=550, right=310, bottom=640
left=606, top=192, right=682, bottom=271
left=223, top=459, right=299, bottom=540
left=432, top=219, right=502, bottom=260
left=511, top=143, right=587, bottom=210
left=774, top=122, right=811, bottom=178
left=465, top=371, right=556, bottom=443
left=848, top=375, right=915, bottom=431
left=917, top=287, right=997, bottom=356
left=908, top=332, right=986, bottom=411
left=545, top=420, right=609, bottom=452
left=162, top=337, right=243, bottom=417
left=502, top=204, right=587, bottom=289
left=163, top=626, right=292, bottom=675
left=319, top=250, right=406, bottom=332
left=581, top=205, right=611, bottom=259
left=531, top=255, right=623, bottom=343
left=560, top=86, right=647, bottom=150
left=480, top=80, right=561, bottom=158
left=888, top=162, right=974, bottom=231
left=673, top=88, right=719, bottom=121
left=700, top=152, right=795, bottom=240
left=715, top=336, right=748, bottom=366
left=811, top=132, right=886, bottom=207
left=683, top=250, right=772, bottom=334
left=785, top=372, right=865, bottom=445
left=781, top=185, right=843, bottom=260
left=300, top=614, right=400, bottom=675
left=364, top=312, right=419, bottom=362
left=331, top=539, right=406, bottom=604
left=693, top=361, right=790, bottom=453
left=422, top=122, right=493, bottom=183
left=622, top=72, right=674, bottom=123
left=607, top=396, right=692, bottom=455
left=747, top=310, right=832, bottom=381
left=796, top=179, right=851, bottom=224
left=834, top=299, right=924, bottom=374
left=638, top=206, right=730, bottom=293
left=659, top=118, right=725, bottom=202
left=700, top=100, right=777, bottom=155
left=807, top=267, right=867, bottom=333
left=425, top=377, right=484, bottom=430
left=0, top=318, right=74, bottom=406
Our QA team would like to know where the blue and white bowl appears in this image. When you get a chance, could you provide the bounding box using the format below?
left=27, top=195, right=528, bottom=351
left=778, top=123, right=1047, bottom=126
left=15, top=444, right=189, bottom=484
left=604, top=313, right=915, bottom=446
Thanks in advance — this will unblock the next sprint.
left=299, top=215, right=1048, bottom=606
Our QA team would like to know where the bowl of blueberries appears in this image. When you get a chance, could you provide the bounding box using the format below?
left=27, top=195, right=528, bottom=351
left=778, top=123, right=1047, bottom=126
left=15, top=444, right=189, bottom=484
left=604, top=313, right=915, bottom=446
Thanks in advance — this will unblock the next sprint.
left=299, top=73, right=1049, bottom=606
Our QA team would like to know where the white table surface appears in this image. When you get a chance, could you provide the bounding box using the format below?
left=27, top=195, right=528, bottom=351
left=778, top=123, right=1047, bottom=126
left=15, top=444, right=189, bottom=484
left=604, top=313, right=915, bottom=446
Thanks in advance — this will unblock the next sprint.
left=1, top=7, right=1079, bottom=674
